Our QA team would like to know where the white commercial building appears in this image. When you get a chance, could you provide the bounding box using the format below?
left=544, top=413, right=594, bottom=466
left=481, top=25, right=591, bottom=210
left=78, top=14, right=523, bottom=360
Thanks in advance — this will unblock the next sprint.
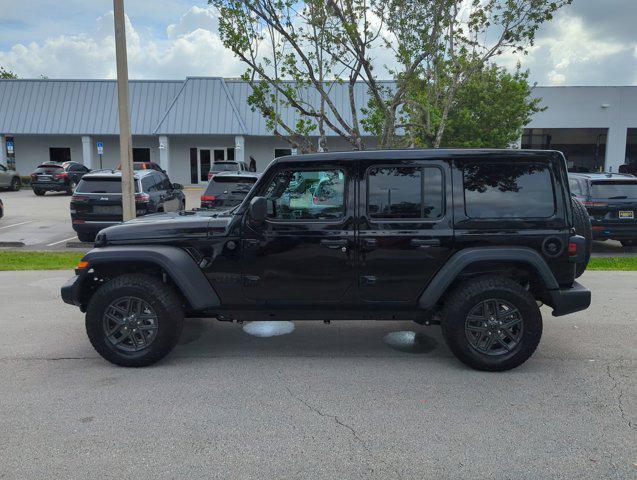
left=0, top=77, right=635, bottom=184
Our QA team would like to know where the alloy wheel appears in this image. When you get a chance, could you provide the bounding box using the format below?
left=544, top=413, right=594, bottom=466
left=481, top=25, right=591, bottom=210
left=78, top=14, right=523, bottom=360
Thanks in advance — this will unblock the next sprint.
left=465, top=298, right=524, bottom=356
left=102, top=296, right=159, bottom=352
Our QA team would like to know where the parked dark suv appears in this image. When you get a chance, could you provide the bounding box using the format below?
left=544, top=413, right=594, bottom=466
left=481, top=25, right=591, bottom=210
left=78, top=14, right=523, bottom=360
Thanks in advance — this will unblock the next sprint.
left=569, top=172, right=637, bottom=247
left=30, top=161, right=90, bottom=195
left=200, top=171, right=260, bottom=210
left=70, top=169, right=185, bottom=242
left=62, top=150, right=591, bottom=371
left=207, top=161, right=248, bottom=180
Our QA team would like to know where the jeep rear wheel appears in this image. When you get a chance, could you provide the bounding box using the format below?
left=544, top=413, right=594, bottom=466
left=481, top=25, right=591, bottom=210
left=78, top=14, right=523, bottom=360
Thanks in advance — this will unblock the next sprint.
left=85, top=274, right=184, bottom=367
left=441, top=276, right=542, bottom=371
left=571, top=197, right=592, bottom=277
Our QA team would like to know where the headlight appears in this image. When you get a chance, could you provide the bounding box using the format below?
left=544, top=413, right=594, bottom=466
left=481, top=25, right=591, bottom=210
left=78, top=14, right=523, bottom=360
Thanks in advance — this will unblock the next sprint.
left=94, top=232, right=107, bottom=247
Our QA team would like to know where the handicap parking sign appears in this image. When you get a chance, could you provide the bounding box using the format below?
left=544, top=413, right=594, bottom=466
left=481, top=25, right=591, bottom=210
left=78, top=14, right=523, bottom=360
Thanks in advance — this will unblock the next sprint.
left=96, top=141, right=103, bottom=155
left=6, top=139, right=14, bottom=154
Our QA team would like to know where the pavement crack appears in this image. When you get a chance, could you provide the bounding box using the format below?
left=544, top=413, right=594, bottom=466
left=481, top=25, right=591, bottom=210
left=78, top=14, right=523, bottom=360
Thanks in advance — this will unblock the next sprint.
left=284, top=385, right=402, bottom=478
left=606, top=364, right=634, bottom=430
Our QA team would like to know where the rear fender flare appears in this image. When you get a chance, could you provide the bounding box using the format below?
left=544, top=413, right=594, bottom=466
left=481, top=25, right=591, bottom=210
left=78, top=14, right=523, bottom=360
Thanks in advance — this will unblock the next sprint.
left=419, top=247, right=559, bottom=310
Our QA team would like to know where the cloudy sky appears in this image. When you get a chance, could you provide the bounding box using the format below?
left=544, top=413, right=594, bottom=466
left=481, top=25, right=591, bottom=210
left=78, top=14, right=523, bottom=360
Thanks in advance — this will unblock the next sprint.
left=0, top=0, right=635, bottom=85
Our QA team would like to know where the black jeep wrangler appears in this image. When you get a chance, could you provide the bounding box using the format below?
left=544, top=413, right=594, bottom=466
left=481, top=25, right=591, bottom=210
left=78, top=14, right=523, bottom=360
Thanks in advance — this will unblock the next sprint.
left=61, top=150, right=592, bottom=371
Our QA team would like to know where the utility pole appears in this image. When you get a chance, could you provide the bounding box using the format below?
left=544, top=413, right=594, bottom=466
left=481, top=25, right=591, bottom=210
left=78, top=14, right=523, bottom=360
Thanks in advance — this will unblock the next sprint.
left=113, top=0, right=136, bottom=221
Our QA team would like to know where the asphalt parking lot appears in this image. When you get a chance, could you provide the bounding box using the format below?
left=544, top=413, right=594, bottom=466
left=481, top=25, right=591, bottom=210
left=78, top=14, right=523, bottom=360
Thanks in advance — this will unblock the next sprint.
left=0, top=187, right=204, bottom=250
left=0, top=270, right=634, bottom=479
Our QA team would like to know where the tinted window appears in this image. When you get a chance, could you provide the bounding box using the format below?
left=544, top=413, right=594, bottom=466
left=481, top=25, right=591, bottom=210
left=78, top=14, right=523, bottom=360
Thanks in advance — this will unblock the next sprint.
left=77, top=178, right=140, bottom=193
left=569, top=178, right=583, bottom=196
left=141, top=176, right=156, bottom=192
left=264, top=169, right=345, bottom=220
left=590, top=181, right=637, bottom=198
left=211, top=162, right=239, bottom=172
left=205, top=176, right=258, bottom=195
left=34, top=164, right=63, bottom=174
left=464, top=163, right=555, bottom=218
left=275, top=148, right=293, bottom=158
left=367, top=166, right=443, bottom=219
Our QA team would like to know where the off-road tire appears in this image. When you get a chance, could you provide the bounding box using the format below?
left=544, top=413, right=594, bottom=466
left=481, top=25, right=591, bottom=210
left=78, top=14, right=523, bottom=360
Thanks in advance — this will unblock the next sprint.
left=86, top=274, right=184, bottom=367
left=33, top=189, right=45, bottom=196
left=441, top=276, right=543, bottom=372
left=10, top=177, right=20, bottom=191
left=571, top=196, right=592, bottom=277
left=77, top=231, right=95, bottom=243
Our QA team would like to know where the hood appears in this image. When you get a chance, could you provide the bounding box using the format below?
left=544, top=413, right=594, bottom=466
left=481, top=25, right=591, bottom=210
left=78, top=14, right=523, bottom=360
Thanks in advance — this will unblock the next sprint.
left=98, top=210, right=233, bottom=245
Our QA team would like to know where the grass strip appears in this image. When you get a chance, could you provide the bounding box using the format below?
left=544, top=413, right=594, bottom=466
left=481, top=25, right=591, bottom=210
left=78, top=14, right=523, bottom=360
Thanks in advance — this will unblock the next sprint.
left=0, top=251, right=84, bottom=271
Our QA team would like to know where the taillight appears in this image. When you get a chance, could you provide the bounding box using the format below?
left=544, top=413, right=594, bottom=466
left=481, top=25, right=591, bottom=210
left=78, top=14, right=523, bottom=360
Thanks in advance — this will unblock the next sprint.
left=54, top=172, right=68, bottom=179
left=135, top=193, right=150, bottom=203
left=568, top=241, right=578, bottom=256
left=71, top=195, right=88, bottom=202
left=201, top=195, right=217, bottom=202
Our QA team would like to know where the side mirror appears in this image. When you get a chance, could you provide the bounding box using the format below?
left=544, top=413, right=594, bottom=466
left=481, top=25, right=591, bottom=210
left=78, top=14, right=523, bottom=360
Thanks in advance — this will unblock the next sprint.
left=172, top=183, right=183, bottom=190
left=249, top=196, right=267, bottom=223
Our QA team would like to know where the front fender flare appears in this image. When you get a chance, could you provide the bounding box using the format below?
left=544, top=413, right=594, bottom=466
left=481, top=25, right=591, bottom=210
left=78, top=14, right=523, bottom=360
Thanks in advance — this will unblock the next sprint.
left=418, top=247, right=559, bottom=310
left=79, top=245, right=220, bottom=311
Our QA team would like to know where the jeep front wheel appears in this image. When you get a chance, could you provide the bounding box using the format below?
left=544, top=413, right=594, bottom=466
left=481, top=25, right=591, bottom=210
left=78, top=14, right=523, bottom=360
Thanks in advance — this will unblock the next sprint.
left=441, top=276, right=542, bottom=371
left=85, top=274, right=184, bottom=367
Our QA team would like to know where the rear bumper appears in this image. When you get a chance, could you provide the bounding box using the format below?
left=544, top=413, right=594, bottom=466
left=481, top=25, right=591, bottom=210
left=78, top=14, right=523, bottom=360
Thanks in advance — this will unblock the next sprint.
left=31, top=182, right=68, bottom=191
left=548, top=281, right=591, bottom=316
left=72, top=220, right=121, bottom=234
left=591, top=221, right=637, bottom=240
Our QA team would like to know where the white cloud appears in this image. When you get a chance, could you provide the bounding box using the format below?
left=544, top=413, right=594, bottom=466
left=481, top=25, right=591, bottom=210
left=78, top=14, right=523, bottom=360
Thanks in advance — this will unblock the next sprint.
left=0, top=6, right=241, bottom=79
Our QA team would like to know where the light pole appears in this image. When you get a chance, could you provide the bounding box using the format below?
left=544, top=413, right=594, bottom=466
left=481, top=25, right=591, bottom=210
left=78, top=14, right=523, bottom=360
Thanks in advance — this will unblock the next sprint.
left=113, top=0, right=136, bottom=221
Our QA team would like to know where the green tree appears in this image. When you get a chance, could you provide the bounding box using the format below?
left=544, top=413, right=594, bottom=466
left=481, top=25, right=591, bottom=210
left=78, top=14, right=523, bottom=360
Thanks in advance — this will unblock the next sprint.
left=397, top=63, right=544, bottom=148
left=211, top=0, right=571, bottom=150
left=0, top=66, right=17, bottom=79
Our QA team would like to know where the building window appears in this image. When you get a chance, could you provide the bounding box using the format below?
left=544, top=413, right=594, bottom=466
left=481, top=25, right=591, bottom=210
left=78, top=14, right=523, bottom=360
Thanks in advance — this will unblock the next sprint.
left=49, top=147, right=71, bottom=163
left=274, top=148, right=293, bottom=158
left=133, top=148, right=151, bottom=162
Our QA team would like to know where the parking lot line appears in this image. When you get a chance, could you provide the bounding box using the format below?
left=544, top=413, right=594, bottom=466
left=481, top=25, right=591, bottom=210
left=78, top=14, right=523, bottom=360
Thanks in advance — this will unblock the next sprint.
left=0, top=220, right=34, bottom=230
left=46, top=235, right=78, bottom=247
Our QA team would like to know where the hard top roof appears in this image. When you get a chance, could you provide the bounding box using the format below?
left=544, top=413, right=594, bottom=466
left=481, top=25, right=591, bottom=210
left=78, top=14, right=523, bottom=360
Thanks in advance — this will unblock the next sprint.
left=82, top=169, right=156, bottom=180
left=271, top=148, right=564, bottom=165
left=211, top=171, right=260, bottom=179
left=569, top=172, right=636, bottom=181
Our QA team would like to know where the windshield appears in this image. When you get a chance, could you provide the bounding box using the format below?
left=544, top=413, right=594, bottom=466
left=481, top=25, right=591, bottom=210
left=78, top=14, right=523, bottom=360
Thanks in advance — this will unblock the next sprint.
left=591, top=181, right=637, bottom=198
left=211, top=162, right=239, bottom=172
left=76, top=177, right=140, bottom=193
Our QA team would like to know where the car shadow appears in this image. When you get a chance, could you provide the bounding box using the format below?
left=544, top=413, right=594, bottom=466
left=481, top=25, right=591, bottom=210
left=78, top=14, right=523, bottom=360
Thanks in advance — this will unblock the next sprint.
left=172, top=318, right=449, bottom=360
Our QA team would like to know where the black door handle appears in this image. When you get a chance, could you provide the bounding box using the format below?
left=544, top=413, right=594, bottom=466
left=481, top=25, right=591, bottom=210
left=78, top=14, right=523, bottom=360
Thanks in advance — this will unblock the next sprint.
left=411, top=238, right=441, bottom=248
left=320, top=239, right=348, bottom=249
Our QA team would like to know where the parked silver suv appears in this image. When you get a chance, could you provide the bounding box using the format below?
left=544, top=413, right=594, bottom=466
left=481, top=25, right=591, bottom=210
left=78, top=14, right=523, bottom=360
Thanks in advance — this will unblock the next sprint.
left=0, top=164, right=20, bottom=191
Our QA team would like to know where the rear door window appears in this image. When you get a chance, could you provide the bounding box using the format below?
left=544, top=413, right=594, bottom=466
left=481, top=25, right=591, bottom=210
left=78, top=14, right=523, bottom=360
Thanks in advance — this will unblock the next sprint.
left=590, top=181, right=637, bottom=199
left=463, top=162, right=555, bottom=218
left=367, top=166, right=444, bottom=220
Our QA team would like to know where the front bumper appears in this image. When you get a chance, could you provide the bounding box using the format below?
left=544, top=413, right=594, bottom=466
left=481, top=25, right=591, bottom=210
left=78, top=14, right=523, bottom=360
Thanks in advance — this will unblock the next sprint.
left=61, top=273, right=84, bottom=308
left=548, top=281, right=591, bottom=316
